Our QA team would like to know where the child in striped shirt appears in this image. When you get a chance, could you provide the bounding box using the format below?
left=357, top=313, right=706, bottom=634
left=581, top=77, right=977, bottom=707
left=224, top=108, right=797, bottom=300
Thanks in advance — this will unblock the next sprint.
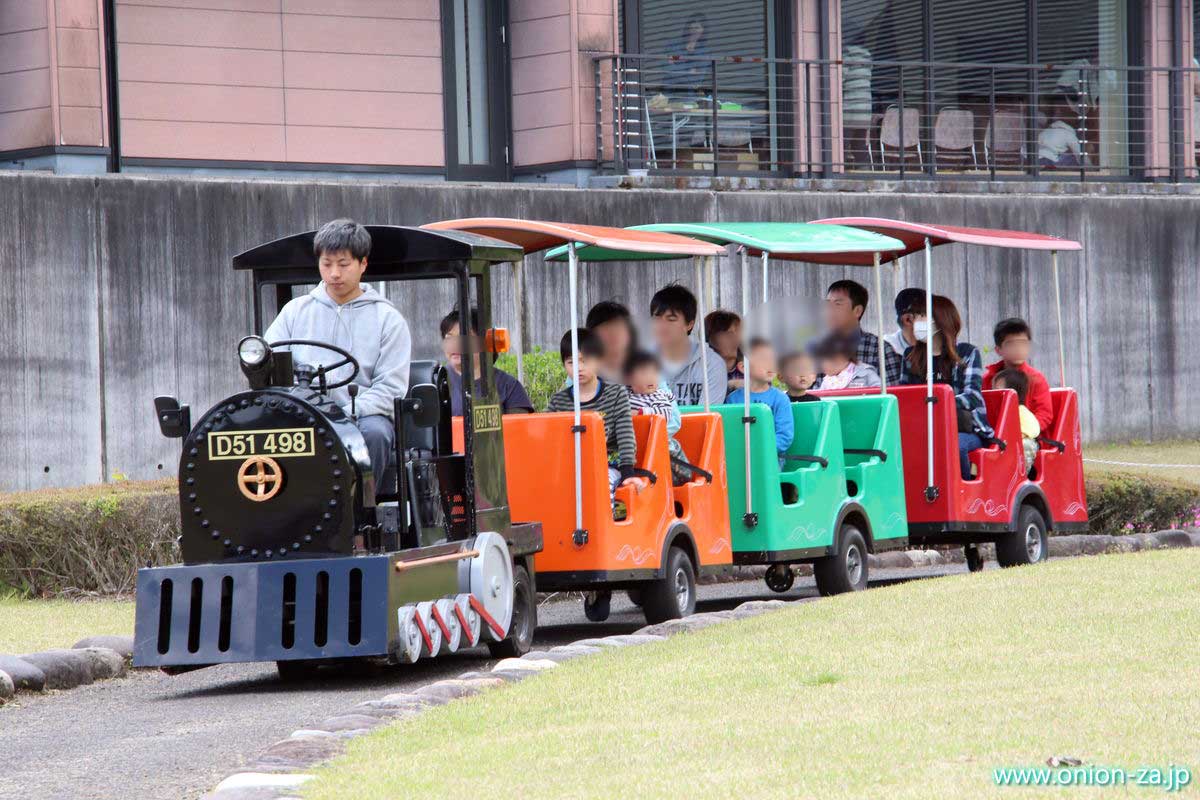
left=624, top=350, right=691, bottom=486
left=545, top=329, right=638, bottom=504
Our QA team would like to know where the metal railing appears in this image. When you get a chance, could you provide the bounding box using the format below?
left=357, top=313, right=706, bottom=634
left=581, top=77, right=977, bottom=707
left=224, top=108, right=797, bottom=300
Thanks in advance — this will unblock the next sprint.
left=593, top=54, right=1200, bottom=182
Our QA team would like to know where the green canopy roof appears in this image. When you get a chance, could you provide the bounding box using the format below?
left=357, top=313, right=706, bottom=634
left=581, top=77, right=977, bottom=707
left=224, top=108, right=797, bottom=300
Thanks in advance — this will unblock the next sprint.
left=543, top=222, right=905, bottom=263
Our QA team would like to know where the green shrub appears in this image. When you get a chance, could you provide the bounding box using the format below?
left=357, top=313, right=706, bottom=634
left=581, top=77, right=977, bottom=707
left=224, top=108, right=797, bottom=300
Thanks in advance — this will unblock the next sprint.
left=496, top=348, right=567, bottom=411
left=0, top=480, right=179, bottom=597
left=1083, top=471, right=1200, bottom=535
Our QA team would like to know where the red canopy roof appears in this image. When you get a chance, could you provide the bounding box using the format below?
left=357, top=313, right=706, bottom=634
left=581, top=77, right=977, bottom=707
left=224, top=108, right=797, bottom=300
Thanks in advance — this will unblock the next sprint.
left=423, top=218, right=726, bottom=258
left=810, top=217, right=1082, bottom=265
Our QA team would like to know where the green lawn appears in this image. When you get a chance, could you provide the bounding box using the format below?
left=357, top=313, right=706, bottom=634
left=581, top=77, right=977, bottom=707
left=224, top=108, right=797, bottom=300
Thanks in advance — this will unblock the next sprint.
left=305, top=550, right=1200, bottom=800
left=1084, top=440, right=1200, bottom=487
left=0, top=593, right=133, bottom=654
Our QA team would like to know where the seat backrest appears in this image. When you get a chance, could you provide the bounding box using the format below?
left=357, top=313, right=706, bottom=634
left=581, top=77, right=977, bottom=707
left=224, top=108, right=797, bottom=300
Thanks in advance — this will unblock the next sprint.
left=987, top=111, right=1025, bottom=152
left=833, top=395, right=886, bottom=465
left=404, top=360, right=441, bottom=453
left=934, top=108, right=974, bottom=150
left=790, top=399, right=828, bottom=458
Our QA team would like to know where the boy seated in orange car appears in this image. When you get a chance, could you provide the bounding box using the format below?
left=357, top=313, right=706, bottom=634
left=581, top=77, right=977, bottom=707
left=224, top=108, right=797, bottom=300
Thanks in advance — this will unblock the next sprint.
left=545, top=328, right=639, bottom=506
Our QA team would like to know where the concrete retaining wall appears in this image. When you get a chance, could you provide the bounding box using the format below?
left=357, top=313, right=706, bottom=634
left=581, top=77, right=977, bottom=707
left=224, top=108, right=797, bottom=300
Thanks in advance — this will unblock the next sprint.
left=2, top=171, right=1197, bottom=491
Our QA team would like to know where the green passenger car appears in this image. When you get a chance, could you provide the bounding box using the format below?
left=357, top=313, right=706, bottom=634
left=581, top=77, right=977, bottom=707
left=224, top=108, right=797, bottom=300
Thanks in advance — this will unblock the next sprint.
left=683, top=392, right=907, bottom=595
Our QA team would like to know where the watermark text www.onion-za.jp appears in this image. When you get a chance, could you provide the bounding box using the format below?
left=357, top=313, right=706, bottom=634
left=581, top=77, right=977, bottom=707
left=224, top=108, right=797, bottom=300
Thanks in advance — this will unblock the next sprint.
left=994, top=764, right=1191, bottom=792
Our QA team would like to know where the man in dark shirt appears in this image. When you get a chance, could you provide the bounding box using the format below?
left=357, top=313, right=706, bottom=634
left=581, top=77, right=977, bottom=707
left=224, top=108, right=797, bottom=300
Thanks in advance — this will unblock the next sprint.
left=440, top=308, right=534, bottom=417
left=824, top=279, right=902, bottom=384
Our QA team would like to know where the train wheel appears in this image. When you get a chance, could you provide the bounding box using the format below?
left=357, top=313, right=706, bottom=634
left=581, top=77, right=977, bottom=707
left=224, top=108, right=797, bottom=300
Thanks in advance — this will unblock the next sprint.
left=642, top=546, right=696, bottom=624
left=276, top=659, right=321, bottom=681
left=996, top=506, right=1048, bottom=568
left=814, top=525, right=868, bottom=596
left=487, top=563, right=536, bottom=659
left=764, top=563, right=796, bottom=593
left=584, top=590, right=612, bottom=622
left=965, top=544, right=985, bottom=572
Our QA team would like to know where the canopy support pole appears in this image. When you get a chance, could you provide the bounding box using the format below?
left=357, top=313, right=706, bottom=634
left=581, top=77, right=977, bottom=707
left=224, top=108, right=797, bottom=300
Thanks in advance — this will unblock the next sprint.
left=568, top=243, right=586, bottom=544
left=1051, top=249, right=1066, bottom=388
left=760, top=251, right=770, bottom=334
left=923, top=238, right=936, bottom=502
left=740, top=247, right=756, bottom=527
left=513, top=259, right=525, bottom=384
left=873, top=250, right=887, bottom=394
left=705, top=254, right=716, bottom=317
left=695, top=255, right=711, bottom=412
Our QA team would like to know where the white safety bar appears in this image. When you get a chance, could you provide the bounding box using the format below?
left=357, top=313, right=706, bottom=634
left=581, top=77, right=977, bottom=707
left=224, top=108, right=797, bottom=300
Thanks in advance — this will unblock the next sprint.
left=1051, top=250, right=1066, bottom=388
left=873, top=250, right=887, bottom=394
left=567, top=242, right=584, bottom=536
left=694, top=256, right=711, bottom=412
left=739, top=247, right=754, bottom=523
left=923, top=237, right=935, bottom=497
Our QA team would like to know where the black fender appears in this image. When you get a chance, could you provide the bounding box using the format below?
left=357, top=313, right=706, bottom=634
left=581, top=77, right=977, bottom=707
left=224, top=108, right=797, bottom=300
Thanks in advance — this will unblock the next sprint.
left=658, top=522, right=698, bottom=578
left=1008, top=484, right=1052, bottom=532
left=831, top=500, right=873, bottom=554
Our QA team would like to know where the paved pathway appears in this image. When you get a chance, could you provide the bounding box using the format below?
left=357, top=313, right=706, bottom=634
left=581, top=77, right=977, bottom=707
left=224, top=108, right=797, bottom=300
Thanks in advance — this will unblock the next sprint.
left=0, top=566, right=961, bottom=800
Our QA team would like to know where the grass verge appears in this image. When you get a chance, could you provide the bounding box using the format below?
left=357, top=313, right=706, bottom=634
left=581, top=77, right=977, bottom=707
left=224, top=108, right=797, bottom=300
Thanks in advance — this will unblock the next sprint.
left=304, top=550, right=1200, bottom=800
left=0, top=592, right=134, bottom=654
left=1084, top=440, right=1200, bottom=487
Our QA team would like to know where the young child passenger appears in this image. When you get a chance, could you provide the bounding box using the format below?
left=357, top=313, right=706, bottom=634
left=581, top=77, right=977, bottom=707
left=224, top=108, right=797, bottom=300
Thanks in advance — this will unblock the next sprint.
left=704, top=309, right=744, bottom=394
left=727, top=338, right=794, bottom=465
left=624, top=350, right=690, bottom=485
left=992, top=367, right=1041, bottom=474
left=983, top=318, right=1053, bottom=432
left=813, top=333, right=882, bottom=390
left=545, top=329, right=638, bottom=505
left=780, top=351, right=820, bottom=402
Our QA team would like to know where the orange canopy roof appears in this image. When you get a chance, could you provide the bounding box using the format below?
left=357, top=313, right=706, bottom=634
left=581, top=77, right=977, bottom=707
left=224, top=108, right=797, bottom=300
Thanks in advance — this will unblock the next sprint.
left=422, top=218, right=726, bottom=258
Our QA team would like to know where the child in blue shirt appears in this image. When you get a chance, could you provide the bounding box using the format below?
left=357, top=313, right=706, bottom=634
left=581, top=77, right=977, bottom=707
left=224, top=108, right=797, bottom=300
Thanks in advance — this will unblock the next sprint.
left=727, top=338, right=794, bottom=464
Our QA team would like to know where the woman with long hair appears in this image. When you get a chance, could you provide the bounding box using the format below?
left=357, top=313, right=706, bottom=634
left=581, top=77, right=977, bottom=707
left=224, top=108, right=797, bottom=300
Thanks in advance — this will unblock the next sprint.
left=899, top=294, right=993, bottom=481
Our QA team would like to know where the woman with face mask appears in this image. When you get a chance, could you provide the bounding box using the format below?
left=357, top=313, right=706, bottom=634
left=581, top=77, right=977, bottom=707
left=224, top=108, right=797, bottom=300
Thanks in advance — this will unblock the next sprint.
left=899, top=295, right=993, bottom=481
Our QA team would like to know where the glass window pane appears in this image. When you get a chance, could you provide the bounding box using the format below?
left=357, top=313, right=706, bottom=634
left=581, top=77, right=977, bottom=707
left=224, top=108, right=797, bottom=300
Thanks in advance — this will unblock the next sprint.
left=455, top=0, right=491, bottom=165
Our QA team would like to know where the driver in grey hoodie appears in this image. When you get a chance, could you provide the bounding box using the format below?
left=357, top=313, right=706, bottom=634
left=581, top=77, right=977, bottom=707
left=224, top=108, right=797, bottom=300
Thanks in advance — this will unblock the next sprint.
left=649, top=283, right=727, bottom=407
left=264, top=219, right=412, bottom=490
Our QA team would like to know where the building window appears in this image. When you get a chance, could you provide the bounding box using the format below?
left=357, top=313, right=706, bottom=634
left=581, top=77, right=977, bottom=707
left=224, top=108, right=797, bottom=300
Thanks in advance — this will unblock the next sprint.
left=620, top=0, right=790, bottom=171
left=840, top=0, right=1139, bottom=175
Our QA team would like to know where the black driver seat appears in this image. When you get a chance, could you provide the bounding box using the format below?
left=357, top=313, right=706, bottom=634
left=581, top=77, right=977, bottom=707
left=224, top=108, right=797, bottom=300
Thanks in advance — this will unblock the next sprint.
left=377, top=359, right=442, bottom=494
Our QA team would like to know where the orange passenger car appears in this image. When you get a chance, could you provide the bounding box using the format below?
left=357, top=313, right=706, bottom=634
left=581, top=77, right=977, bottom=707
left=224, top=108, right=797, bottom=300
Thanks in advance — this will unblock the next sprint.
left=432, top=219, right=732, bottom=623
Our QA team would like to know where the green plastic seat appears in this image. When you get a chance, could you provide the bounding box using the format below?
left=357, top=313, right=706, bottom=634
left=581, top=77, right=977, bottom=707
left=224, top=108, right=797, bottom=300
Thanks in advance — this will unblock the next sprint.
left=682, top=395, right=908, bottom=563
left=682, top=401, right=847, bottom=562
left=831, top=394, right=909, bottom=544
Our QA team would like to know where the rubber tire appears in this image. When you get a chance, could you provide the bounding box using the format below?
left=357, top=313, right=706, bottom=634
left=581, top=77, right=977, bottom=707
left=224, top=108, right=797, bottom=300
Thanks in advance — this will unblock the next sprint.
left=276, top=659, right=321, bottom=681
left=487, top=563, right=536, bottom=659
left=642, top=546, right=697, bottom=624
left=626, top=588, right=645, bottom=607
left=583, top=590, right=612, bottom=622
left=813, top=525, right=869, bottom=596
left=996, top=505, right=1048, bottom=568
left=764, top=563, right=796, bottom=593
left=965, top=544, right=985, bottom=572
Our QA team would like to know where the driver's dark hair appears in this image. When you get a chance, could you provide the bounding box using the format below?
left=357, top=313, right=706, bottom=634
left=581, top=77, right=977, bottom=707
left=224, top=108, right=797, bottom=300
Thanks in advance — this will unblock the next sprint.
left=440, top=307, right=480, bottom=338
left=313, top=218, right=372, bottom=260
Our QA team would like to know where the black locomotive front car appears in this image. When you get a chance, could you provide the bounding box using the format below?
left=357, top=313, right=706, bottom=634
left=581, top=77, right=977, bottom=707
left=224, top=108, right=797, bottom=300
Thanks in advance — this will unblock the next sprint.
left=133, top=227, right=540, bottom=674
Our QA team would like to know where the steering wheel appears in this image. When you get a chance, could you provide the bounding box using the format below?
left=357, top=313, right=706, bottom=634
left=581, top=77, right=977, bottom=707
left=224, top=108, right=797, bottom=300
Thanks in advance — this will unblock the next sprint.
left=268, top=339, right=360, bottom=391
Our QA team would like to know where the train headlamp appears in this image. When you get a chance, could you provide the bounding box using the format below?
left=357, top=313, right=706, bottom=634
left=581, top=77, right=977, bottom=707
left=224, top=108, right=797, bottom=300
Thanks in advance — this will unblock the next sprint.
left=238, top=336, right=270, bottom=368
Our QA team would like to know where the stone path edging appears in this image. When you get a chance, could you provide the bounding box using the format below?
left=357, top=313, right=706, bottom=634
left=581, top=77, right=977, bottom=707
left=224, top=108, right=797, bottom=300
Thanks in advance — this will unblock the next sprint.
left=0, top=636, right=134, bottom=704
